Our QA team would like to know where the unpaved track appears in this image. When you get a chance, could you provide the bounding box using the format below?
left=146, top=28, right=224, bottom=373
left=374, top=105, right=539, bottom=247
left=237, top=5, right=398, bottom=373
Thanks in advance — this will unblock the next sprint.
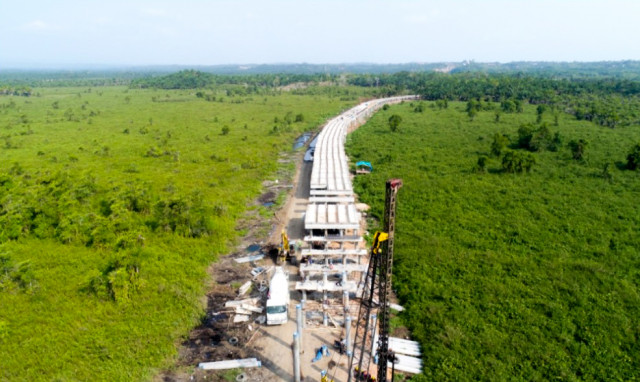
left=249, top=158, right=351, bottom=382
left=250, top=158, right=310, bottom=381
left=157, top=136, right=343, bottom=382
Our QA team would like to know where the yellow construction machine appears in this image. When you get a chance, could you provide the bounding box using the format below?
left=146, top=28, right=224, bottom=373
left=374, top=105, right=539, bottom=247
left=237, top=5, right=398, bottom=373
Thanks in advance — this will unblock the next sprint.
left=278, top=229, right=290, bottom=264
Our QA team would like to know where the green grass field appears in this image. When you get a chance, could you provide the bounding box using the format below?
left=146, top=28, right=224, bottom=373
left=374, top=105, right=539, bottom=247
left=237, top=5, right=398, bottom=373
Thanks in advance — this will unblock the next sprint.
left=0, top=86, right=366, bottom=381
left=347, top=102, right=640, bottom=380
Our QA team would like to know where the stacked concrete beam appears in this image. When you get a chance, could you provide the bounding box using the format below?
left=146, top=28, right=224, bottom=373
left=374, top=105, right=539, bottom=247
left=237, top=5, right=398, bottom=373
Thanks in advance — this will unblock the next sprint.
left=372, top=335, right=423, bottom=375
left=298, top=96, right=417, bottom=289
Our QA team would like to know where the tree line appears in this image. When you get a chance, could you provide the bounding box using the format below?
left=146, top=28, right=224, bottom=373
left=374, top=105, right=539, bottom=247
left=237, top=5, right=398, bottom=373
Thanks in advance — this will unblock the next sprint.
left=349, top=72, right=640, bottom=128
left=130, top=70, right=338, bottom=90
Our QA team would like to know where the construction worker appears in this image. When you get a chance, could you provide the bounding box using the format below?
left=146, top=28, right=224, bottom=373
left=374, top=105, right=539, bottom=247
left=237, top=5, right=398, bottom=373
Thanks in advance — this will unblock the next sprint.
left=320, top=369, right=333, bottom=382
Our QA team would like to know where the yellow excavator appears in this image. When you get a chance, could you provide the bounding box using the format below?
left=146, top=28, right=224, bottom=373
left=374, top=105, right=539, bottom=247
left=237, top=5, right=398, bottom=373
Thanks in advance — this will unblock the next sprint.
left=278, top=229, right=290, bottom=264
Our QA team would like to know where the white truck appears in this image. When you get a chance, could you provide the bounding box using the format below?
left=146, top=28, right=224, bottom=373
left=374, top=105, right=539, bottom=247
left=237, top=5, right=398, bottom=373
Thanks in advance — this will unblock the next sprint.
left=266, top=266, right=290, bottom=325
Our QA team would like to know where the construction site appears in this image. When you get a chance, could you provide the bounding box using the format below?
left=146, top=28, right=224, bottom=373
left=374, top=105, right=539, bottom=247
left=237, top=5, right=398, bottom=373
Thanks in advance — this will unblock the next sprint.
left=171, top=96, right=422, bottom=382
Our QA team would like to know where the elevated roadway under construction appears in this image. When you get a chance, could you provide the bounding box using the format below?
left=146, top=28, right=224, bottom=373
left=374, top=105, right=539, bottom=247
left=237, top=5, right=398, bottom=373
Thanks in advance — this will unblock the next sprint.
left=300, top=96, right=417, bottom=289
left=250, top=96, right=420, bottom=382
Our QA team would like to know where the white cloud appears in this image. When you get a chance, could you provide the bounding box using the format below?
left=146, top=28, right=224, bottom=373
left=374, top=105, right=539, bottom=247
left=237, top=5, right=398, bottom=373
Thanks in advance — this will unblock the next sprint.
left=404, top=9, right=441, bottom=25
left=94, top=17, right=111, bottom=26
left=21, top=20, right=60, bottom=31
left=141, top=8, right=168, bottom=17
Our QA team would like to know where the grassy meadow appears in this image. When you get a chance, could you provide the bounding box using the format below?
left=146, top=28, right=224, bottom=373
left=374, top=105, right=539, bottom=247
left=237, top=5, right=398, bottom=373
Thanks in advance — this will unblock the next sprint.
left=0, top=85, right=365, bottom=380
left=347, top=102, right=640, bottom=380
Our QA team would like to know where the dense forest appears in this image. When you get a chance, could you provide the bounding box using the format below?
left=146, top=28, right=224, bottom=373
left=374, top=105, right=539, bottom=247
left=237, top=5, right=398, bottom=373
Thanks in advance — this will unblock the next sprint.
left=348, top=72, right=640, bottom=129
left=129, top=69, right=337, bottom=90
left=4, top=60, right=640, bottom=86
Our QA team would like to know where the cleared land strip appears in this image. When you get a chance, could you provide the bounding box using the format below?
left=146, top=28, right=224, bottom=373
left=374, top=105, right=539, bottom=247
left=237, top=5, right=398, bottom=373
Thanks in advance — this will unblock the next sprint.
left=247, top=95, right=418, bottom=382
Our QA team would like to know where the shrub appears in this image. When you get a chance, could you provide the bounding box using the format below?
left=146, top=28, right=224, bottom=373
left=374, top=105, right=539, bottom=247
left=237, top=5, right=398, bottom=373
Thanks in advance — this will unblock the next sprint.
left=502, top=150, right=536, bottom=173
left=602, top=163, right=613, bottom=181
left=568, top=139, right=588, bottom=161
left=517, top=124, right=535, bottom=149
left=0, top=255, right=37, bottom=292
left=490, top=133, right=510, bottom=157
left=517, top=123, right=561, bottom=151
left=529, top=124, right=553, bottom=151
left=145, top=146, right=162, bottom=157
left=474, top=155, right=488, bottom=173
left=626, top=143, right=640, bottom=170
left=87, top=249, right=146, bottom=302
left=467, top=108, right=477, bottom=120
left=388, top=114, right=402, bottom=132
left=501, top=99, right=516, bottom=113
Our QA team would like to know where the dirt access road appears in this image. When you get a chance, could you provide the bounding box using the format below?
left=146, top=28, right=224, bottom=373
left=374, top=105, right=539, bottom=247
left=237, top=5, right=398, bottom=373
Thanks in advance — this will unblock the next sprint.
left=158, top=136, right=352, bottom=382
left=248, top=158, right=353, bottom=382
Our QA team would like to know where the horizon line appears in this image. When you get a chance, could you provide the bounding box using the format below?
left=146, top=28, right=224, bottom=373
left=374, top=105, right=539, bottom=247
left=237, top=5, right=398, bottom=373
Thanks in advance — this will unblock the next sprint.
left=2, top=60, right=640, bottom=71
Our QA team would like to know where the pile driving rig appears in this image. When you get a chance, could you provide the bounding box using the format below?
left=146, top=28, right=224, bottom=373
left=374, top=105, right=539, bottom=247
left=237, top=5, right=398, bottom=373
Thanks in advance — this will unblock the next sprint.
left=348, top=179, right=402, bottom=382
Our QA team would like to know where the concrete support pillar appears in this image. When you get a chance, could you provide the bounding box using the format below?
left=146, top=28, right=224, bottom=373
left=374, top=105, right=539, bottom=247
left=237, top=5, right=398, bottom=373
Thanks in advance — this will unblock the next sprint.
left=345, top=316, right=352, bottom=354
left=296, top=304, right=303, bottom=351
left=323, top=311, right=328, bottom=326
left=343, top=290, right=349, bottom=313
left=322, top=272, right=328, bottom=285
left=293, top=332, right=301, bottom=382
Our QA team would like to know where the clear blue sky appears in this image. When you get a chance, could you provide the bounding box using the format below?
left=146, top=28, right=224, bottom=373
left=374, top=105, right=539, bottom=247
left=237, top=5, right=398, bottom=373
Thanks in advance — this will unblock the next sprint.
left=1, top=0, right=639, bottom=67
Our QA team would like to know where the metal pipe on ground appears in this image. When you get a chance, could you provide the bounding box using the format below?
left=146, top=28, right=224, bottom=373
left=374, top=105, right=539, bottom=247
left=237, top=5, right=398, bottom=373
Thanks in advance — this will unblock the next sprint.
left=198, top=358, right=262, bottom=370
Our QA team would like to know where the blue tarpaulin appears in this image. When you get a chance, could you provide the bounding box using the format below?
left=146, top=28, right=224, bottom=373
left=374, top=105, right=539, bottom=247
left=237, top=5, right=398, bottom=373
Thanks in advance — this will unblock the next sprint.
left=356, top=161, right=372, bottom=171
